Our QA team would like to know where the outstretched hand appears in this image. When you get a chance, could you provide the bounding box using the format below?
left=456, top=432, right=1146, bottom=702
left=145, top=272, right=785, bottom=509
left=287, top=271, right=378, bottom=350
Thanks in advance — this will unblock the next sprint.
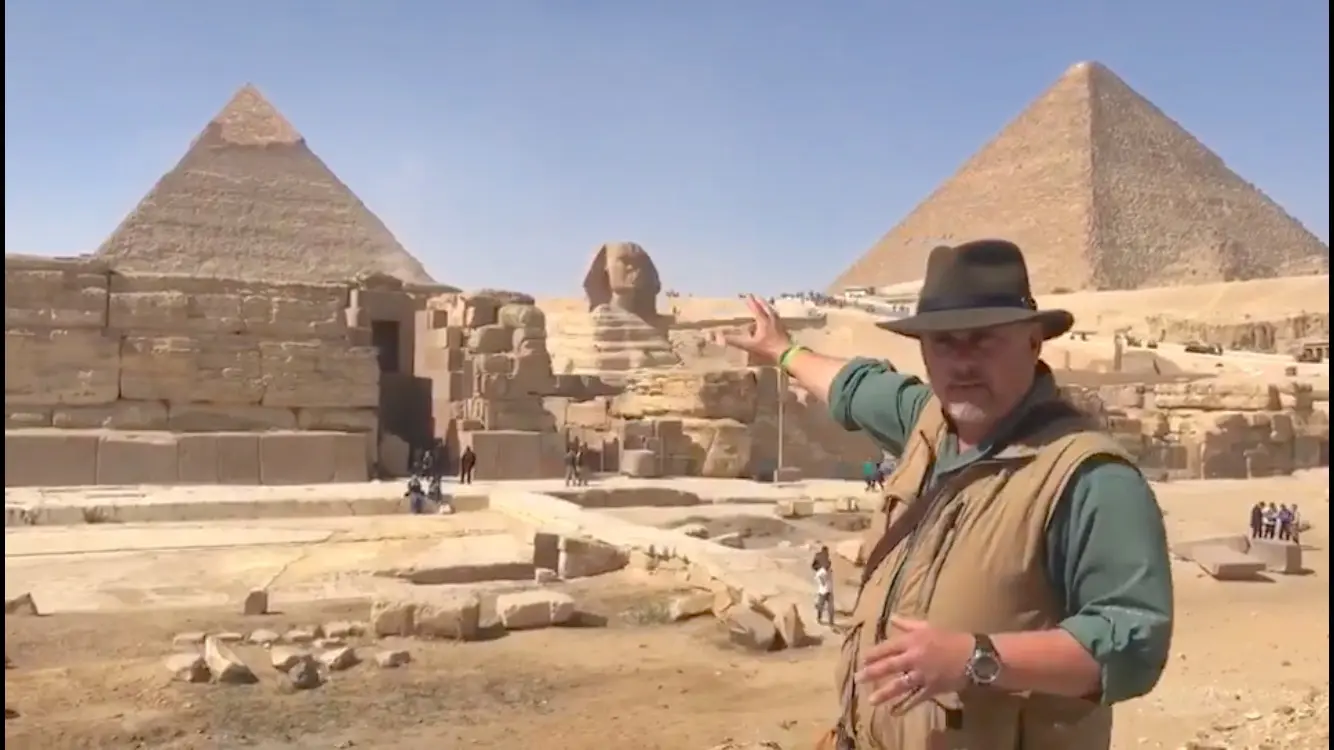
left=719, top=294, right=793, bottom=365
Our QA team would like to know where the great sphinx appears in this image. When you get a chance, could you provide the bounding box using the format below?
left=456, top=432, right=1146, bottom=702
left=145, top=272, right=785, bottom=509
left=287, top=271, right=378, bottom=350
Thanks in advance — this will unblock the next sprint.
left=549, top=242, right=681, bottom=383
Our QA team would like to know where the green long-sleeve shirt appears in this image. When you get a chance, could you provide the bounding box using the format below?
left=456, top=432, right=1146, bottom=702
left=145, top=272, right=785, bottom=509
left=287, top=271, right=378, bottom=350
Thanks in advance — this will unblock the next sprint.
left=829, top=358, right=1174, bottom=705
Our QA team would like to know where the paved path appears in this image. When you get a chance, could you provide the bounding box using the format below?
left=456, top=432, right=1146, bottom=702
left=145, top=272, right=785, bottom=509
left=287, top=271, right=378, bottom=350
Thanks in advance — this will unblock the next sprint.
left=5, top=476, right=870, bottom=527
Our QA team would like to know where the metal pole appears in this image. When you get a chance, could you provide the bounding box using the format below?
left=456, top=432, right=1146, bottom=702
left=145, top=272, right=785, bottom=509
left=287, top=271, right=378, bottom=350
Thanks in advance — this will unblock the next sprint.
left=776, top=366, right=786, bottom=479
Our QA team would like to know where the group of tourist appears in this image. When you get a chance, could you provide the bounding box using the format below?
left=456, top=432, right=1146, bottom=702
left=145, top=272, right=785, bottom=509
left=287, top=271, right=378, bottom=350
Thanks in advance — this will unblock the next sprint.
left=860, top=454, right=898, bottom=492
left=1249, top=501, right=1302, bottom=542
left=403, top=443, right=477, bottom=514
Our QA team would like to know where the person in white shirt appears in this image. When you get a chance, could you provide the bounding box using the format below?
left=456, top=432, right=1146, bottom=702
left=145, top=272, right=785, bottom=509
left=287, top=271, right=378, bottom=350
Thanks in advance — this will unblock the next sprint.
left=814, top=559, right=835, bottom=626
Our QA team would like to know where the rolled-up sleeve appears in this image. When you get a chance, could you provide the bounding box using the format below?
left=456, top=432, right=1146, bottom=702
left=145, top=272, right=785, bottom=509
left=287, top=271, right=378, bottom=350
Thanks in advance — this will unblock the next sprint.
left=827, top=358, right=933, bottom=454
left=1048, top=458, right=1175, bottom=705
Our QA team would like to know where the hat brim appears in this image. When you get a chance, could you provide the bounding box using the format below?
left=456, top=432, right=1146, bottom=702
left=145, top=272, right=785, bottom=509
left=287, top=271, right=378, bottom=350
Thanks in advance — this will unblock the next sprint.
left=876, top=307, right=1074, bottom=340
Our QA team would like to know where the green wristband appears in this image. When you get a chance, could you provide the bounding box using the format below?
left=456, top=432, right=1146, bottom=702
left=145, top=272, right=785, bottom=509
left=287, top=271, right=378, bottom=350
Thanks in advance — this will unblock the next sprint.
left=778, top=345, right=808, bottom=371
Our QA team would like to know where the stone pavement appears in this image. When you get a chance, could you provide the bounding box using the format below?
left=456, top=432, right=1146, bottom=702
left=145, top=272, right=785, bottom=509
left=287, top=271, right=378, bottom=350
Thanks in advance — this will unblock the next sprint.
left=4, top=513, right=522, bottom=613
left=5, top=476, right=870, bottom=527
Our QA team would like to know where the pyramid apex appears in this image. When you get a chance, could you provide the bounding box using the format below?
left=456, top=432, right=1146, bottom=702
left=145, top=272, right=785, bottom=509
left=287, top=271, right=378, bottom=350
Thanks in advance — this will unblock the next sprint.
left=210, top=84, right=303, bottom=147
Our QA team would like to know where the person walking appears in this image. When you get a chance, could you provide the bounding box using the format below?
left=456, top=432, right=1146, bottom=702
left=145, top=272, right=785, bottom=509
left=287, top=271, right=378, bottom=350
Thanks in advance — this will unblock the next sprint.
left=724, top=240, right=1173, bottom=750
left=458, top=446, right=476, bottom=486
left=815, top=556, right=836, bottom=627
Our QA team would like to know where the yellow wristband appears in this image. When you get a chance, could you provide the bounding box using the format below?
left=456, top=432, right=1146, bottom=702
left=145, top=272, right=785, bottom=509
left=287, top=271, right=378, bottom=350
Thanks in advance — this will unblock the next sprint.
left=778, top=345, right=808, bottom=371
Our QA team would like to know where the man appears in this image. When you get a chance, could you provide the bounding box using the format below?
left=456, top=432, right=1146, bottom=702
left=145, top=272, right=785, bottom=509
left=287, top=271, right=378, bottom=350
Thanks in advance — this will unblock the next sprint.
left=862, top=460, right=881, bottom=492
left=459, top=446, right=477, bottom=486
left=1249, top=501, right=1264, bottom=538
left=564, top=445, right=579, bottom=487
left=724, top=240, right=1173, bottom=749
left=1278, top=504, right=1295, bottom=541
left=815, top=554, right=836, bottom=627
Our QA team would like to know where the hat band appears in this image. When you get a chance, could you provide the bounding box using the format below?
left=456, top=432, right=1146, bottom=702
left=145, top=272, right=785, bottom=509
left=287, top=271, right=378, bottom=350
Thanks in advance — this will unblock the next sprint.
left=916, top=293, right=1036, bottom=314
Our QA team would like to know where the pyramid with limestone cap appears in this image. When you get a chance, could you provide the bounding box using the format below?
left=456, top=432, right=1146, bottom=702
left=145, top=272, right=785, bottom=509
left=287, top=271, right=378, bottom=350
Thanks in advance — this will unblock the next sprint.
left=95, top=84, right=436, bottom=285
left=831, top=61, right=1329, bottom=294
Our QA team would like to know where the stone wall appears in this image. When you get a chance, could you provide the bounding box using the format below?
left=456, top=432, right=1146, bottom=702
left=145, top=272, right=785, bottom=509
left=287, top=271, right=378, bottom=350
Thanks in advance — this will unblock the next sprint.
left=4, top=255, right=394, bottom=487
left=1066, top=377, right=1329, bottom=479
left=548, top=368, right=880, bottom=479
left=414, top=292, right=563, bottom=479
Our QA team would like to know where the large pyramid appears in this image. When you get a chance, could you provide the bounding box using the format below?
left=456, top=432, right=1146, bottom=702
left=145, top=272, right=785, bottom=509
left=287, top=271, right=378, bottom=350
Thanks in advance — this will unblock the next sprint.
left=831, top=62, right=1329, bottom=294
left=96, top=85, right=436, bottom=285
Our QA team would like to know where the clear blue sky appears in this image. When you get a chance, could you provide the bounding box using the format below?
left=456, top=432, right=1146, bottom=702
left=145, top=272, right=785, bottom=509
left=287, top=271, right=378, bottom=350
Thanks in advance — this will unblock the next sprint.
left=5, top=1, right=1329, bottom=296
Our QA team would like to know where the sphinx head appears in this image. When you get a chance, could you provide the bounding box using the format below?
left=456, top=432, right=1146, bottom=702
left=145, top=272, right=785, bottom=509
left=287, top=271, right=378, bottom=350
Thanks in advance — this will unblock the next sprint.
left=582, top=242, right=661, bottom=318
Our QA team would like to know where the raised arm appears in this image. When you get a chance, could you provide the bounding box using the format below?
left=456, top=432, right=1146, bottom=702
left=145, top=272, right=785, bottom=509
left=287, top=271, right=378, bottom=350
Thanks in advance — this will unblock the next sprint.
left=723, top=295, right=931, bottom=453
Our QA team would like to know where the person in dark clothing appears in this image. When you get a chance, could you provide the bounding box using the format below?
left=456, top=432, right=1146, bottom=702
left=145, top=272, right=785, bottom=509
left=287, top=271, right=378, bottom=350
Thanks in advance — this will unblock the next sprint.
left=574, top=443, right=588, bottom=486
left=404, top=476, right=427, bottom=515
left=1249, top=502, right=1264, bottom=538
left=564, top=446, right=578, bottom=486
left=459, top=446, right=476, bottom=485
left=811, top=544, right=832, bottom=572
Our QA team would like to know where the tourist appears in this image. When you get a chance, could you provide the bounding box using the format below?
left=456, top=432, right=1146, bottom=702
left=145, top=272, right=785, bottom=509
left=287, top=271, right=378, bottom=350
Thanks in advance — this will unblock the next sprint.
left=1262, top=502, right=1278, bottom=539
left=574, top=443, right=588, bottom=486
left=861, top=460, right=880, bottom=492
left=723, top=240, right=1173, bottom=750
left=1277, top=504, right=1295, bottom=541
left=815, top=555, right=835, bottom=627
left=458, top=446, right=477, bottom=486
left=404, top=475, right=427, bottom=515
left=1249, top=501, right=1264, bottom=538
left=564, top=445, right=579, bottom=486
left=1290, top=504, right=1302, bottom=544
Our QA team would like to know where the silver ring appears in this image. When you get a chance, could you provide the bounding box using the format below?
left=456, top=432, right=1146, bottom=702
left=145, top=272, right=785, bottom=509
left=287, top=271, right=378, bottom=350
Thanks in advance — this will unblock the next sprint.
left=898, top=671, right=921, bottom=689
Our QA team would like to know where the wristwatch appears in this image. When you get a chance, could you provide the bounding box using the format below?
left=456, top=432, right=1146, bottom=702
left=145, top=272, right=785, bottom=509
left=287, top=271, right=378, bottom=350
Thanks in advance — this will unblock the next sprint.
left=965, top=634, right=1003, bottom=686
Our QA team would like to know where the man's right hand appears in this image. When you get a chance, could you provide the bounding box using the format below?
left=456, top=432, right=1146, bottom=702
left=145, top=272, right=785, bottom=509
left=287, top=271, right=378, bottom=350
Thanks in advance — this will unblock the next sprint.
left=721, top=294, right=794, bottom=365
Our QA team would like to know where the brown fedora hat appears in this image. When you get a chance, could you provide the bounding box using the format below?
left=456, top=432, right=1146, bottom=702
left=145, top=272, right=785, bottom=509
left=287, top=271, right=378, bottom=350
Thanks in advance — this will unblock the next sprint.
left=876, top=239, right=1074, bottom=340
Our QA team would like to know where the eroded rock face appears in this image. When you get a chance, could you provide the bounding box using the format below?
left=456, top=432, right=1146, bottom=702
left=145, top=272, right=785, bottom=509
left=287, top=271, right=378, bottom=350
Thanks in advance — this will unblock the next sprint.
left=613, top=370, right=759, bottom=423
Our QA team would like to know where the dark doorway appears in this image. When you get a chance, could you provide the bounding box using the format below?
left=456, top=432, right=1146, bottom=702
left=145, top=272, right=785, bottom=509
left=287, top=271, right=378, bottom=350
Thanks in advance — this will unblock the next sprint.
left=370, top=320, right=401, bottom=374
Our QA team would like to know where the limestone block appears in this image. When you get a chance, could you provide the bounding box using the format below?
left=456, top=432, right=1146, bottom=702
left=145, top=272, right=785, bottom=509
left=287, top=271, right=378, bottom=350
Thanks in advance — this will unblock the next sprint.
left=5, top=408, right=52, bottom=428
left=620, top=448, right=658, bottom=478
left=203, top=635, right=257, bottom=684
left=1096, top=384, right=1145, bottom=410
left=1192, top=546, right=1266, bottom=581
left=177, top=433, right=261, bottom=484
left=413, top=593, right=484, bottom=640
left=558, top=537, right=630, bottom=579
left=1248, top=538, right=1304, bottom=574
left=460, top=296, right=499, bottom=328
left=457, top=398, right=556, bottom=432
left=612, top=370, right=760, bottom=422
left=835, top=538, right=865, bottom=565
left=96, top=433, right=179, bottom=485
left=108, top=273, right=348, bottom=339
left=559, top=398, right=611, bottom=429
left=476, top=373, right=511, bottom=399
left=258, top=431, right=368, bottom=484
left=463, top=429, right=550, bottom=480
left=1276, top=381, right=1314, bottom=413
left=168, top=403, right=296, bottom=432
left=497, top=303, right=546, bottom=333
left=52, top=401, right=168, bottom=430
left=701, top=419, right=753, bottom=478
left=473, top=353, right=513, bottom=375
left=296, top=407, right=378, bottom=432
left=468, top=325, right=513, bottom=354
left=5, top=329, right=120, bottom=406
left=533, top=532, right=561, bottom=571
left=494, top=590, right=575, bottom=630
left=511, top=351, right=555, bottom=394
left=259, top=340, right=379, bottom=408
left=4, top=429, right=99, bottom=487
left=120, top=335, right=263, bottom=404
left=4, top=261, right=109, bottom=329
left=1151, top=379, right=1279, bottom=411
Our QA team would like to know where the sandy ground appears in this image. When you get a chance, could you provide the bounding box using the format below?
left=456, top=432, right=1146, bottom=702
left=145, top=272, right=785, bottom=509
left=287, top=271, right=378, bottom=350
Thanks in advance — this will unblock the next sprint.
left=5, top=472, right=1330, bottom=750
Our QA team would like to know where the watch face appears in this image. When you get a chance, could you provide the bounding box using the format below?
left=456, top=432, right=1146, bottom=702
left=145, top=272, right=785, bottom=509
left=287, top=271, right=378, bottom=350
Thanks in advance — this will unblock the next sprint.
left=969, top=652, right=1002, bottom=684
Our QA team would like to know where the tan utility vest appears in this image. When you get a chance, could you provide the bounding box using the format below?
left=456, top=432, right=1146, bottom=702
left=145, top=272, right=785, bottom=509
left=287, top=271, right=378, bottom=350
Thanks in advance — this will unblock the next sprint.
left=834, top=392, right=1133, bottom=750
